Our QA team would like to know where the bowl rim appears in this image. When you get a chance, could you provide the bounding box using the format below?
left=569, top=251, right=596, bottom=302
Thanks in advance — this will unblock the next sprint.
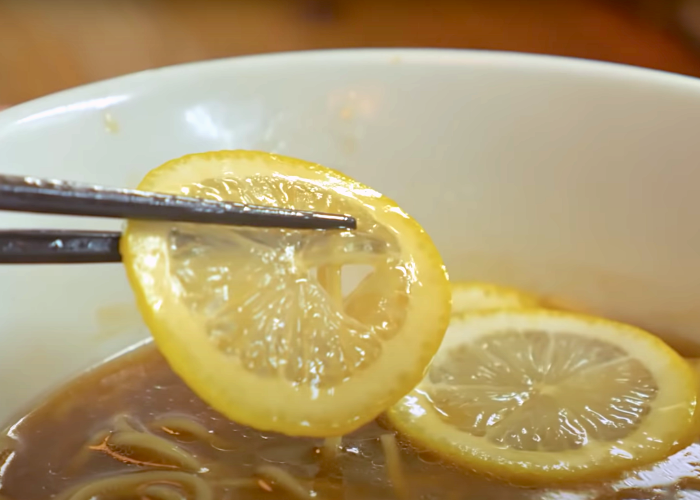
left=2, top=48, right=700, bottom=127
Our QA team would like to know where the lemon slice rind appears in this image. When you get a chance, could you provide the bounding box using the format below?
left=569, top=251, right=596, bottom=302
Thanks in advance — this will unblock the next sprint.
left=450, top=281, right=541, bottom=314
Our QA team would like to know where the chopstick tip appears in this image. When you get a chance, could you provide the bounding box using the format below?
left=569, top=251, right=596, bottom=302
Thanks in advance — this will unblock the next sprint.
left=321, top=213, right=356, bottom=230
left=342, top=214, right=357, bottom=230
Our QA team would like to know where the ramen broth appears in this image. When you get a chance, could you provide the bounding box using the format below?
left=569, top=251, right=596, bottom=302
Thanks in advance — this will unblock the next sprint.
left=1, top=343, right=700, bottom=500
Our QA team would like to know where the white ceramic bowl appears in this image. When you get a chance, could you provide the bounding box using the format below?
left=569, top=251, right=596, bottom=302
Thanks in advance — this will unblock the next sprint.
left=1, top=49, right=700, bottom=424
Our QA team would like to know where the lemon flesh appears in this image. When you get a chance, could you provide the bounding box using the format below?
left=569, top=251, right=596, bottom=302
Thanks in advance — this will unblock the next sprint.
left=388, top=309, right=699, bottom=483
left=121, top=151, right=451, bottom=436
left=451, top=281, right=541, bottom=314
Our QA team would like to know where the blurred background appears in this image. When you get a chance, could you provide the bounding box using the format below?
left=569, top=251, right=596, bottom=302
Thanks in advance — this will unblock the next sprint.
left=3, top=0, right=700, bottom=105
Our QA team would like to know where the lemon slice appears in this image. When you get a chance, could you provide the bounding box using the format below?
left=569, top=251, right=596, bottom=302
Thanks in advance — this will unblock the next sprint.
left=451, top=281, right=541, bottom=314
left=387, top=309, right=699, bottom=483
left=121, top=151, right=451, bottom=436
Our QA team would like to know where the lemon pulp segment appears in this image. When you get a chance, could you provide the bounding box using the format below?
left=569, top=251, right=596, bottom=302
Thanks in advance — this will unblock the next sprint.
left=121, top=151, right=451, bottom=436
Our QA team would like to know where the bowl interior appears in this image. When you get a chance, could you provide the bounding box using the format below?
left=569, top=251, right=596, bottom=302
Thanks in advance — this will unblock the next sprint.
left=2, top=49, right=700, bottom=423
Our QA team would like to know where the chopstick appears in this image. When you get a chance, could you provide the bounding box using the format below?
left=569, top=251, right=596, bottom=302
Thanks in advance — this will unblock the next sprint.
left=0, top=174, right=356, bottom=230
left=0, top=174, right=357, bottom=264
left=0, top=230, right=121, bottom=264
left=0, top=175, right=357, bottom=229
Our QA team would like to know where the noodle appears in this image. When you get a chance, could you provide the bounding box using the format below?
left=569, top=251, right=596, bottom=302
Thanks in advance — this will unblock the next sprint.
left=149, top=416, right=231, bottom=450
left=380, top=434, right=408, bottom=500
left=113, top=414, right=138, bottom=433
left=214, top=478, right=261, bottom=489
left=141, top=484, right=188, bottom=500
left=74, top=415, right=203, bottom=472
left=105, top=430, right=202, bottom=471
left=319, top=436, right=344, bottom=484
left=55, top=471, right=212, bottom=500
left=322, top=436, right=342, bottom=459
left=55, top=413, right=272, bottom=499
left=318, top=265, right=343, bottom=304
left=256, top=464, right=314, bottom=500
left=64, top=429, right=111, bottom=473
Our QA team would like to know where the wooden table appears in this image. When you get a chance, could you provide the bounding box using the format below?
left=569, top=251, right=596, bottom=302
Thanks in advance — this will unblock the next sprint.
left=1, top=0, right=700, bottom=104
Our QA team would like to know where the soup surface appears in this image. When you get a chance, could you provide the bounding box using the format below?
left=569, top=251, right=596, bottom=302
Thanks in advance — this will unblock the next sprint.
left=1, top=343, right=700, bottom=500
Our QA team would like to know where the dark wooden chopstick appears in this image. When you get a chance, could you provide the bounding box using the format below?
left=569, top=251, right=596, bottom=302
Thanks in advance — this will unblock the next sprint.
left=0, top=174, right=357, bottom=264
left=0, top=174, right=356, bottom=230
left=0, top=230, right=121, bottom=264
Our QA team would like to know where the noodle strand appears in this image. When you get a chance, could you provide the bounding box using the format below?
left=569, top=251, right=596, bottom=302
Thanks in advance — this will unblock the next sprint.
left=112, top=414, right=138, bottom=433
left=104, top=431, right=202, bottom=471
left=55, top=471, right=212, bottom=500
left=65, top=429, right=111, bottom=473
left=380, top=434, right=409, bottom=500
left=214, top=478, right=261, bottom=489
left=322, top=436, right=342, bottom=460
left=256, top=465, right=314, bottom=500
left=149, top=416, right=232, bottom=450
left=318, top=265, right=343, bottom=304
left=141, top=484, right=189, bottom=500
left=319, top=436, right=344, bottom=487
